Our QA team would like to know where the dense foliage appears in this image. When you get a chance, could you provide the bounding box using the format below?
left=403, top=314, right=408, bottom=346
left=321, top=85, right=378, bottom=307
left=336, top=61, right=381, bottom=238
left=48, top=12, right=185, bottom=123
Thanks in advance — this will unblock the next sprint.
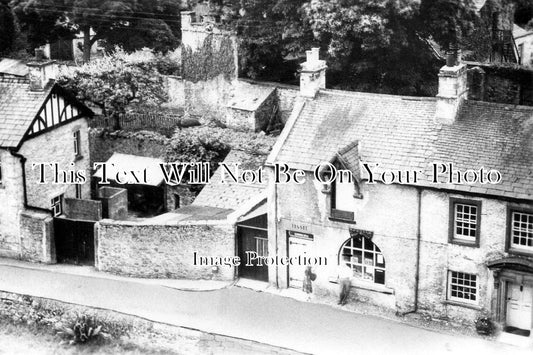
left=58, top=48, right=169, bottom=127
left=215, top=0, right=480, bottom=95
left=10, top=0, right=185, bottom=61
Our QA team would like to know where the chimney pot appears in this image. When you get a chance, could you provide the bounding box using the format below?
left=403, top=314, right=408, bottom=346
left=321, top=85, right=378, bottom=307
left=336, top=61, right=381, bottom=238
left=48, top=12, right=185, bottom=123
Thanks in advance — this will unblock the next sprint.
left=35, top=48, right=45, bottom=61
left=435, top=63, right=468, bottom=124
left=300, top=48, right=327, bottom=98
left=27, top=61, right=57, bottom=91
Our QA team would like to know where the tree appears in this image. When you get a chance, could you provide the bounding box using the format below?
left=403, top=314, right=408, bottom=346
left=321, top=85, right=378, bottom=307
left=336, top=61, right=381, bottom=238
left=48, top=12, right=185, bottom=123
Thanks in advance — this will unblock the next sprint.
left=58, top=48, right=169, bottom=128
left=300, top=0, right=478, bottom=95
left=0, top=0, right=17, bottom=54
left=11, top=0, right=184, bottom=61
left=219, top=0, right=313, bottom=81
left=216, top=0, right=479, bottom=94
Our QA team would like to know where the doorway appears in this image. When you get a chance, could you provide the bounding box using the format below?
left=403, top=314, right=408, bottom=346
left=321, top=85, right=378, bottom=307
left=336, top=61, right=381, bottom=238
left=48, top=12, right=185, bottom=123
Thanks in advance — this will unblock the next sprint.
left=506, top=282, right=533, bottom=336
left=287, top=231, right=314, bottom=288
left=54, top=218, right=95, bottom=265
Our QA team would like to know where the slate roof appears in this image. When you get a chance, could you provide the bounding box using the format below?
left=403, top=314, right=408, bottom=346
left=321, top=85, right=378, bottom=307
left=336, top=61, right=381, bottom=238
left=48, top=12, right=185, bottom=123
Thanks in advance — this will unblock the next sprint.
left=0, top=77, right=54, bottom=148
left=269, top=89, right=533, bottom=201
left=193, top=149, right=268, bottom=210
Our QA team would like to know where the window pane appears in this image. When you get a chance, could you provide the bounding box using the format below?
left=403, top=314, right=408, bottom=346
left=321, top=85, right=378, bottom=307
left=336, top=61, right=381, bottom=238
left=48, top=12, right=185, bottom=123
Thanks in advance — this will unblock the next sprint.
left=511, top=212, right=533, bottom=250
left=448, top=271, right=477, bottom=303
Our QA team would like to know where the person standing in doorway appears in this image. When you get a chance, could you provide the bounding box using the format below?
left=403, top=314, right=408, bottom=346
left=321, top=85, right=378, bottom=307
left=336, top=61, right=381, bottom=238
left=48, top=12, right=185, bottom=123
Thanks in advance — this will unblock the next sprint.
left=303, top=265, right=315, bottom=301
left=338, top=263, right=353, bottom=305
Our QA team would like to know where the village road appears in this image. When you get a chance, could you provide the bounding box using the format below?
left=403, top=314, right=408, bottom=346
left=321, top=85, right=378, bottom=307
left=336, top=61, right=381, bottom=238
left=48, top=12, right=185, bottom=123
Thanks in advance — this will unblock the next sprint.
left=0, top=264, right=529, bottom=355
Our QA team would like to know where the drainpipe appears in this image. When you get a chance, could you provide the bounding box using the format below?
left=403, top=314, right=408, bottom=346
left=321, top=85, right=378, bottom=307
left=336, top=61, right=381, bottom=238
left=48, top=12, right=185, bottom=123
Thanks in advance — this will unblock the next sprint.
left=413, top=187, right=422, bottom=312
left=9, top=150, right=52, bottom=213
left=401, top=187, right=422, bottom=315
left=274, top=180, right=279, bottom=288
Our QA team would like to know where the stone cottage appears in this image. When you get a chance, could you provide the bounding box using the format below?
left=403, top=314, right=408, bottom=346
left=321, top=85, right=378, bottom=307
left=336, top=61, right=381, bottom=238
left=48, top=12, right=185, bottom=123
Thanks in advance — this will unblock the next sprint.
left=265, top=49, right=533, bottom=335
left=0, top=60, right=93, bottom=263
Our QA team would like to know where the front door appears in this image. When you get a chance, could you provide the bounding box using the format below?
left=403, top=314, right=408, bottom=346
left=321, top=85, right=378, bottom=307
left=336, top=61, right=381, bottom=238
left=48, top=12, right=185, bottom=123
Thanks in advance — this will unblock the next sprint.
left=237, top=227, right=268, bottom=282
left=287, top=231, right=313, bottom=288
left=506, top=283, right=533, bottom=331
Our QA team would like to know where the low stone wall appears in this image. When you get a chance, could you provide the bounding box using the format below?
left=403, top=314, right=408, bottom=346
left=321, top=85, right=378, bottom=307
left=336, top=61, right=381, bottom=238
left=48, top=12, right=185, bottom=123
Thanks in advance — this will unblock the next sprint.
left=96, top=220, right=235, bottom=280
left=18, top=210, right=54, bottom=263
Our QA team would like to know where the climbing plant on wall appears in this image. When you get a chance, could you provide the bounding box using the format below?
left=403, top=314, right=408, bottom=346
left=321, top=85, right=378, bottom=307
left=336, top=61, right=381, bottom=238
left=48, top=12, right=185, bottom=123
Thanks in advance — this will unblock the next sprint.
left=181, top=35, right=237, bottom=83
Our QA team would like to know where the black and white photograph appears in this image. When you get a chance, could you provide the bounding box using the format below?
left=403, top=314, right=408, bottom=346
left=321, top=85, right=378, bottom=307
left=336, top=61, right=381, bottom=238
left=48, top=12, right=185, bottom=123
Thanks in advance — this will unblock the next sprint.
left=0, top=0, right=532, bottom=354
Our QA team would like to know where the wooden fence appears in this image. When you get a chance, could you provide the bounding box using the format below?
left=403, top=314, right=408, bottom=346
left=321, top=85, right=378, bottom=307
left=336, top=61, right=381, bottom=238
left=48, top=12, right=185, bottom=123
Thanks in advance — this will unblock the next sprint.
left=89, top=109, right=184, bottom=131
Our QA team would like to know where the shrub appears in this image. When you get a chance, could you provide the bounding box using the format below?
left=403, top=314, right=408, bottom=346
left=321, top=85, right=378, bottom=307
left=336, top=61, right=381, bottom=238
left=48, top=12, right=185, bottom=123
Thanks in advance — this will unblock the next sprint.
left=57, top=315, right=108, bottom=345
left=474, top=316, right=493, bottom=336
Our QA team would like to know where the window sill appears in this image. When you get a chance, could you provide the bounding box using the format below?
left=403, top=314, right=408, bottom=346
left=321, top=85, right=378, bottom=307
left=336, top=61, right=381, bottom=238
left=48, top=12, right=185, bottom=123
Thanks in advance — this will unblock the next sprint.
left=328, top=277, right=394, bottom=294
left=443, top=299, right=482, bottom=311
left=449, top=239, right=479, bottom=248
left=507, top=248, right=533, bottom=257
left=329, top=217, right=356, bottom=224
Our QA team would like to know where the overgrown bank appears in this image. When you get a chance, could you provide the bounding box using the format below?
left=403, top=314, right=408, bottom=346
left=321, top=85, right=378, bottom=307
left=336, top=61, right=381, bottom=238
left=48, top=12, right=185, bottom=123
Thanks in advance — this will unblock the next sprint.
left=0, top=291, right=302, bottom=355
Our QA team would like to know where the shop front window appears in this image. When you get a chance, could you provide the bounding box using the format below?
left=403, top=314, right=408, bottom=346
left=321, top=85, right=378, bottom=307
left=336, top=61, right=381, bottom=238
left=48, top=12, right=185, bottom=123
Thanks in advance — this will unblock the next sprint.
left=340, top=235, right=385, bottom=285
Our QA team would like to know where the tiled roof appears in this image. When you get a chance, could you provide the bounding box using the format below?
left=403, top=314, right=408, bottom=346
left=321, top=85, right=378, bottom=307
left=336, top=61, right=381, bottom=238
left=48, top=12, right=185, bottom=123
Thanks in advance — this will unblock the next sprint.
left=193, top=149, right=268, bottom=210
left=270, top=90, right=533, bottom=201
left=0, top=77, right=53, bottom=148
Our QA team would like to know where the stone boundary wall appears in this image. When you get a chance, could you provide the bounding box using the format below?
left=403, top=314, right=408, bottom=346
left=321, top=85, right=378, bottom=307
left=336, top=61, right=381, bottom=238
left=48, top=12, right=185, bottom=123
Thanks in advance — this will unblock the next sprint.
left=89, top=129, right=169, bottom=167
left=0, top=291, right=304, bottom=355
left=18, top=210, right=54, bottom=263
left=96, top=220, right=235, bottom=280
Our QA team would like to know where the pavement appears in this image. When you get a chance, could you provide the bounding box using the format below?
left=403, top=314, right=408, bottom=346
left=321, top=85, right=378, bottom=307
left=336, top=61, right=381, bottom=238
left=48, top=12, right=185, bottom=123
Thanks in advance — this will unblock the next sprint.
left=0, top=260, right=531, bottom=355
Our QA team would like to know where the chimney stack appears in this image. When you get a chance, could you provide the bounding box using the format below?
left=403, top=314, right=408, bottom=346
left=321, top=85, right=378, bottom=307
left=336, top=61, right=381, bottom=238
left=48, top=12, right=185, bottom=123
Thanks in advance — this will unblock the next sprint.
left=435, top=50, right=467, bottom=124
left=27, top=61, right=57, bottom=91
left=300, top=48, right=327, bottom=98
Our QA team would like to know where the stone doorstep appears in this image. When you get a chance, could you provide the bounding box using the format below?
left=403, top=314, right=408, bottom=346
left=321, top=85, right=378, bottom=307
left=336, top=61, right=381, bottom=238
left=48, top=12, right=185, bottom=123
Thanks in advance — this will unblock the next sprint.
left=497, top=332, right=533, bottom=348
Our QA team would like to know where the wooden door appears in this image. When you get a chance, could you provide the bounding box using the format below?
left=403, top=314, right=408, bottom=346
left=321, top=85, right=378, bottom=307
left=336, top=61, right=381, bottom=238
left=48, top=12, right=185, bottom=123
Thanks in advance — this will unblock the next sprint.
left=506, top=283, right=533, bottom=331
left=288, top=235, right=312, bottom=288
left=238, top=227, right=268, bottom=282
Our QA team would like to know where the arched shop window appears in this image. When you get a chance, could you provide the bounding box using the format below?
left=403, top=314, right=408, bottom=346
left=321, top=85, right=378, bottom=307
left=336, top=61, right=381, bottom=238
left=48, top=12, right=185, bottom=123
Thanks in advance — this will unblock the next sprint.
left=340, top=235, right=386, bottom=285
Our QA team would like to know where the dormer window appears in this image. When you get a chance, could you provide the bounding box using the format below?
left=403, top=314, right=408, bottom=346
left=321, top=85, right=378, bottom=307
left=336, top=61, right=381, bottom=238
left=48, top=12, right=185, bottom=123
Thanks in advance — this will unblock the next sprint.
left=331, top=171, right=356, bottom=222
left=319, top=161, right=361, bottom=223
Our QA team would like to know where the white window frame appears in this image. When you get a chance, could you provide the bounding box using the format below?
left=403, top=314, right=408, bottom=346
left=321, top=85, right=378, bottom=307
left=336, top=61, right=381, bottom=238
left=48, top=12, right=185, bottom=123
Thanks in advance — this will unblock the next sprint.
left=453, top=203, right=478, bottom=241
left=51, top=194, right=63, bottom=217
left=447, top=270, right=478, bottom=304
left=510, top=211, right=533, bottom=251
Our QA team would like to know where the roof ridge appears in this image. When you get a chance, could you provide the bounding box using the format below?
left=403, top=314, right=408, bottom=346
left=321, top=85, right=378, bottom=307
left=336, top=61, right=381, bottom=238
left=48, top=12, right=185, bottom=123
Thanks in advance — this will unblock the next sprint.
left=318, top=88, right=437, bottom=101
left=0, top=76, right=29, bottom=84
left=464, top=99, right=533, bottom=111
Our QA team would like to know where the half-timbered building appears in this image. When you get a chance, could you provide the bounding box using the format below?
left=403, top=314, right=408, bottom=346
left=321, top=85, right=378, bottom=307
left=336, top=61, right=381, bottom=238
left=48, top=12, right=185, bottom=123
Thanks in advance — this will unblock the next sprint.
left=0, top=60, right=93, bottom=263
